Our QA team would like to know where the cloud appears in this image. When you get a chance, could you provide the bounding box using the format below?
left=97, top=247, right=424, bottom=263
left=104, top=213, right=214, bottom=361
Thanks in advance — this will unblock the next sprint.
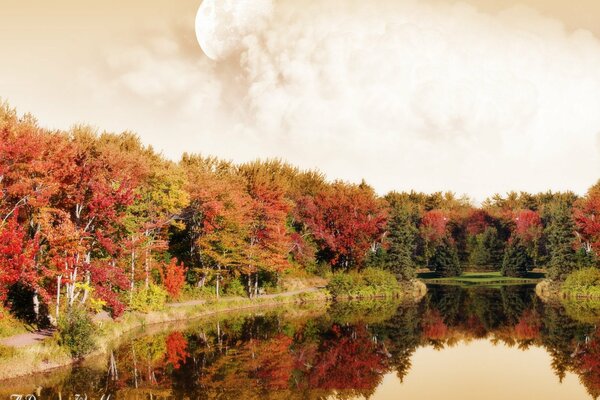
left=90, top=0, right=600, bottom=200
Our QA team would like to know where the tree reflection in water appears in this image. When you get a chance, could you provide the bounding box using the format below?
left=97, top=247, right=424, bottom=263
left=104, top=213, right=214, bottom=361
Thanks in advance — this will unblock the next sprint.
left=11, top=286, right=600, bottom=399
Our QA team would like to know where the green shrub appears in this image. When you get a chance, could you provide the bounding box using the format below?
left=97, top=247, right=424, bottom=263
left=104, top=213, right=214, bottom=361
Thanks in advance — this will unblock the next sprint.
left=562, top=268, right=600, bottom=298
left=327, top=273, right=358, bottom=297
left=58, top=306, right=96, bottom=358
left=224, top=279, right=246, bottom=297
left=130, top=284, right=168, bottom=313
left=362, top=267, right=398, bottom=292
left=326, top=268, right=399, bottom=299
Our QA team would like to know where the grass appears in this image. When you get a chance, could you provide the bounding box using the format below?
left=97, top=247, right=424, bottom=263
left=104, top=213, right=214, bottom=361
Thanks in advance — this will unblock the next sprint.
left=419, top=271, right=544, bottom=286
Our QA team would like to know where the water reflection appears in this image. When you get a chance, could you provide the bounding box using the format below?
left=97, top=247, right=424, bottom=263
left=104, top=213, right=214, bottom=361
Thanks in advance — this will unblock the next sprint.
left=3, top=286, right=600, bottom=400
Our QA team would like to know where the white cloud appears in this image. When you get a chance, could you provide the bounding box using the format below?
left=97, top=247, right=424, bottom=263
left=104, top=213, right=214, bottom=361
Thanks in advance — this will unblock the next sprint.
left=92, top=0, right=600, bottom=200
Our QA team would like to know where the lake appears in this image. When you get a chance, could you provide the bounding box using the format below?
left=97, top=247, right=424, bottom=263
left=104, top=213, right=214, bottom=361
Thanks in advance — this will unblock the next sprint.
left=2, top=285, right=599, bottom=399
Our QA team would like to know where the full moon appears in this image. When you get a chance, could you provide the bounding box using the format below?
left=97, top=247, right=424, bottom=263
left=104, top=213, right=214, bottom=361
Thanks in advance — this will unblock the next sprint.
left=195, top=0, right=274, bottom=61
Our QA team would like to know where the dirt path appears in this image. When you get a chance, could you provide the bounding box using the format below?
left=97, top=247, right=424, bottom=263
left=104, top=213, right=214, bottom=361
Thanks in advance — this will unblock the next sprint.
left=167, top=286, right=323, bottom=308
left=0, top=328, right=55, bottom=348
left=1, top=287, right=325, bottom=347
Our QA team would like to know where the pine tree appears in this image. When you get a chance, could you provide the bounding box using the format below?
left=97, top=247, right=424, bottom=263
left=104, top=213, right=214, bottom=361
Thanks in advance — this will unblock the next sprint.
left=431, top=237, right=461, bottom=277
left=545, top=201, right=578, bottom=281
left=501, top=237, right=532, bottom=277
left=470, top=227, right=504, bottom=270
left=385, top=207, right=418, bottom=280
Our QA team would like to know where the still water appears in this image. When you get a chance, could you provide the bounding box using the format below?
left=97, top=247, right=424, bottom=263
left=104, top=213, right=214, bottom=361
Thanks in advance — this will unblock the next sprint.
left=2, top=285, right=600, bottom=399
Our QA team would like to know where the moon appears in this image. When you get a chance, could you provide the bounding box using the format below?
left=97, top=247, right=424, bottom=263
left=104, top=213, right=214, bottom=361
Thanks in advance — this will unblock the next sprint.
left=195, top=0, right=274, bottom=61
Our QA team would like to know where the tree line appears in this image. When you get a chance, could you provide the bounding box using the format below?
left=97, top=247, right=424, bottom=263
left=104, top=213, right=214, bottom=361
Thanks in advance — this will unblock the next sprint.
left=0, top=103, right=599, bottom=321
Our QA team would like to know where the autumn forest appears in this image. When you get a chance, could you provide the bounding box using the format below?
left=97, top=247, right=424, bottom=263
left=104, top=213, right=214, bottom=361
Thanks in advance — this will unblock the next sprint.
left=0, top=102, right=599, bottom=323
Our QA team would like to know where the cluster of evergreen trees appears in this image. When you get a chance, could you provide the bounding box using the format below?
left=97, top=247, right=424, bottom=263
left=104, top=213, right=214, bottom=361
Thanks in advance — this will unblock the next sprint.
left=374, top=188, right=599, bottom=280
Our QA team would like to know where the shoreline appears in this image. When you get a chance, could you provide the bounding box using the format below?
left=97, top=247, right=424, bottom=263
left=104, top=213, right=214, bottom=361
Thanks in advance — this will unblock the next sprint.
left=0, top=280, right=426, bottom=381
left=535, top=279, right=600, bottom=302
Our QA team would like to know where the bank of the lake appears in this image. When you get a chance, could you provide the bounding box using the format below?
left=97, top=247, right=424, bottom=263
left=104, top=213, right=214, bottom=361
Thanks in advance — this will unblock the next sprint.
left=0, top=279, right=427, bottom=380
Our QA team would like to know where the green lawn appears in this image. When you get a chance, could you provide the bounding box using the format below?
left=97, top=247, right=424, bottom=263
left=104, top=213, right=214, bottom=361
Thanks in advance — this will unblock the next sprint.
left=419, top=271, right=544, bottom=286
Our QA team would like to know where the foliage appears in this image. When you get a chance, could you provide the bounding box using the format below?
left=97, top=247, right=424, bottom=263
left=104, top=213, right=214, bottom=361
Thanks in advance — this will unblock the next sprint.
left=430, top=238, right=461, bottom=277
left=385, top=205, right=418, bottom=280
left=469, top=227, right=504, bottom=270
left=545, top=200, right=578, bottom=281
left=326, top=268, right=399, bottom=298
left=57, top=306, right=96, bottom=358
left=224, top=278, right=247, bottom=297
left=130, top=284, right=168, bottom=313
left=562, top=268, right=600, bottom=298
left=159, top=259, right=186, bottom=300
left=501, top=237, right=532, bottom=277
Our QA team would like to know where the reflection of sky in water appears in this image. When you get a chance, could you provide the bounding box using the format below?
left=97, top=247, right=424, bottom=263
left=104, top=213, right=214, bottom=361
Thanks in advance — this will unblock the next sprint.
left=371, top=340, right=589, bottom=400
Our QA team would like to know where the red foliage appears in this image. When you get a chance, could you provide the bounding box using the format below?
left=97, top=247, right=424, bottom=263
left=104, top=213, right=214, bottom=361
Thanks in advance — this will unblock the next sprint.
left=421, top=309, right=448, bottom=340
left=514, top=310, right=541, bottom=340
left=466, top=209, right=491, bottom=236
left=165, top=331, right=189, bottom=370
left=307, top=324, right=388, bottom=391
left=420, top=210, right=449, bottom=243
left=88, top=260, right=130, bottom=318
left=160, top=258, right=186, bottom=300
left=0, top=215, right=40, bottom=302
left=514, top=210, right=542, bottom=244
left=253, top=334, right=295, bottom=389
left=574, top=188, right=600, bottom=254
left=299, top=182, right=387, bottom=269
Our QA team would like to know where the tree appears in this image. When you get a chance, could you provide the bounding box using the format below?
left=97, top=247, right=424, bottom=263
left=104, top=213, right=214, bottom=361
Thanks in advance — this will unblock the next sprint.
left=239, top=165, right=292, bottom=297
left=299, top=181, right=387, bottom=271
left=574, top=181, right=600, bottom=259
left=430, top=237, right=461, bottom=277
left=160, top=259, right=186, bottom=300
left=420, top=210, right=449, bottom=267
left=514, top=209, right=543, bottom=267
left=385, top=206, right=418, bottom=280
left=545, top=201, right=578, bottom=281
left=469, top=227, right=504, bottom=270
left=501, top=237, right=532, bottom=277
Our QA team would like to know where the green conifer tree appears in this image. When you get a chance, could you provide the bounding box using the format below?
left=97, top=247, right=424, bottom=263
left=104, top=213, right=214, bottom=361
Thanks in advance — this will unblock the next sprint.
left=545, top=201, right=577, bottom=281
left=431, top=237, right=461, bottom=277
left=385, top=207, right=418, bottom=280
left=501, top=237, right=532, bottom=277
left=470, top=227, right=504, bottom=270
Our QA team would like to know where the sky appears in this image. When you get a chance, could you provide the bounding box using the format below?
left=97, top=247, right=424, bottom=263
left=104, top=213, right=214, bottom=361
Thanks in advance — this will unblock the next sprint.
left=1, top=0, right=599, bottom=202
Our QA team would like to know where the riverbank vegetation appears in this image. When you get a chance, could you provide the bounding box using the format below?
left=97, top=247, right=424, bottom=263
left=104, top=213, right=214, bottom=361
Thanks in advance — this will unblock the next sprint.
left=0, top=102, right=599, bottom=359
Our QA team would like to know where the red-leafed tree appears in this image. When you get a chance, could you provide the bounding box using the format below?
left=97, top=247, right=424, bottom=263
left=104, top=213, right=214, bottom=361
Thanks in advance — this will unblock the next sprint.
left=514, top=210, right=543, bottom=244
left=574, top=182, right=600, bottom=256
left=159, top=258, right=186, bottom=300
left=0, top=215, right=40, bottom=303
left=299, top=181, right=387, bottom=271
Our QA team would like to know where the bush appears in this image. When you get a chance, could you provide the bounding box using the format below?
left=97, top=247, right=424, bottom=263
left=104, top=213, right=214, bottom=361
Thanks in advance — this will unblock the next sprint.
left=562, top=268, right=600, bottom=298
left=130, top=284, right=168, bottom=313
left=326, top=268, right=399, bottom=299
left=58, top=306, right=96, bottom=358
left=224, top=279, right=246, bottom=297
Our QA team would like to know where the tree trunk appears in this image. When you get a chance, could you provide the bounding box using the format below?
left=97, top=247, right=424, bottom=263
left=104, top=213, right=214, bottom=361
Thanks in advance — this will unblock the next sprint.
left=216, top=265, right=221, bottom=300
left=130, top=247, right=136, bottom=302
left=33, top=289, right=40, bottom=324
left=56, top=275, right=62, bottom=321
left=247, top=274, right=252, bottom=298
left=254, top=273, right=259, bottom=297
